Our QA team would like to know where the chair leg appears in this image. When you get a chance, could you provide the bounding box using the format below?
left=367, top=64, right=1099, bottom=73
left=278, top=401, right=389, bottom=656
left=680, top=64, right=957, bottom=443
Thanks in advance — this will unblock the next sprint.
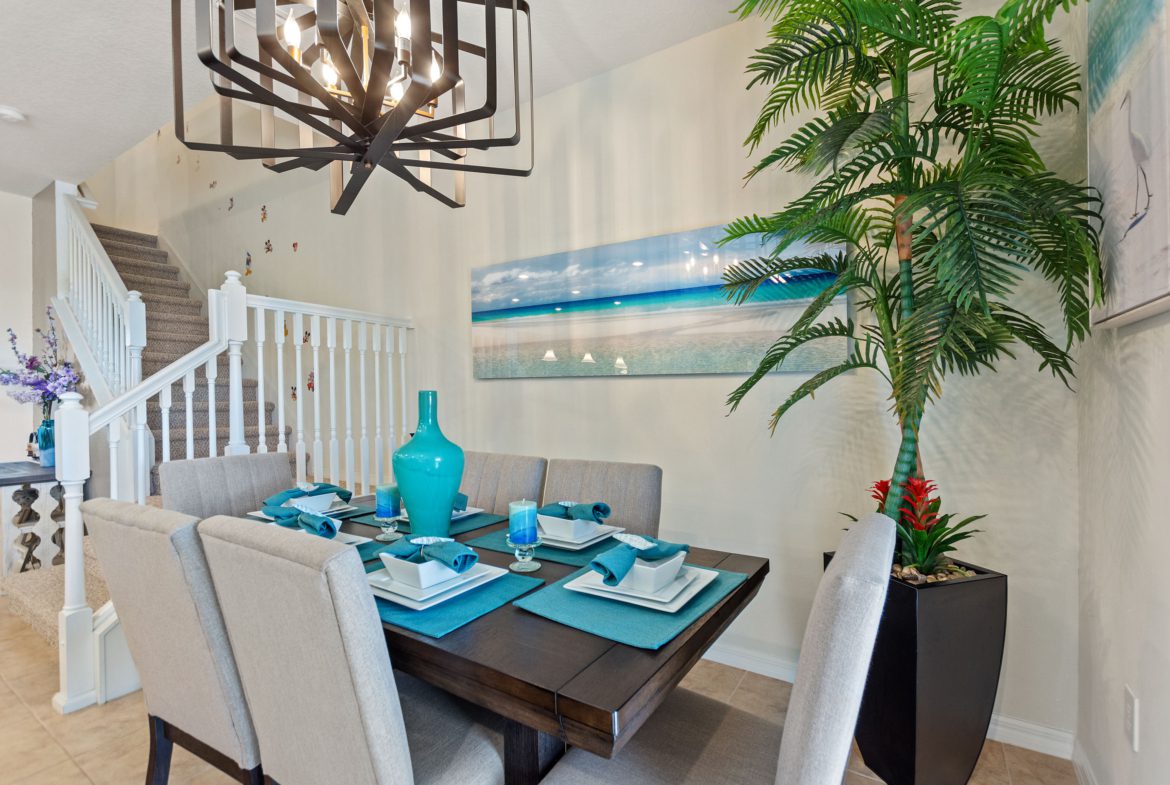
left=239, top=766, right=265, bottom=785
left=146, top=716, right=174, bottom=785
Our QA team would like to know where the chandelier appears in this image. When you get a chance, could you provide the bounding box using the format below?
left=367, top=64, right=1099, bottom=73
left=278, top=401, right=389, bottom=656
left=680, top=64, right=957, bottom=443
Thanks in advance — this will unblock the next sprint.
left=171, top=0, right=533, bottom=213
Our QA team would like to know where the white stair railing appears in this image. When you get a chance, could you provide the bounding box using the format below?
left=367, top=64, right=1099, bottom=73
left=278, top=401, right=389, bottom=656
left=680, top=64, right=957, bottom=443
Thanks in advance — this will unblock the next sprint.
left=52, top=268, right=413, bottom=714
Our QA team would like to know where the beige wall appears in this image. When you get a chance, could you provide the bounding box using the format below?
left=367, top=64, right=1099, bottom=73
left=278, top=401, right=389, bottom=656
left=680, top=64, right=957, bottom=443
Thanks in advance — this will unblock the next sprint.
left=0, top=191, right=34, bottom=460
left=86, top=15, right=1086, bottom=747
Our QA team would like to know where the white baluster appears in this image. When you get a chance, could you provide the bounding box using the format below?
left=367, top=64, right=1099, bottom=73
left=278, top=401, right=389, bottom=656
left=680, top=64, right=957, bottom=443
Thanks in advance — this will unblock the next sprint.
left=206, top=356, right=218, bottom=457
left=343, top=320, right=355, bottom=491
left=184, top=370, right=196, bottom=459
left=222, top=271, right=249, bottom=455
left=373, top=325, right=384, bottom=485
left=398, top=326, right=409, bottom=442
left=358, top=322, right=370, bottom=493
left=274, top=309, right=288, bottom=453
left=293, top=312, right=306, bottom=483
left=311, top=315, right=323, bottom=482
left=134, top=401, right=148, bottom=504
left=107, top=420, right=121, bottom=501
left=160, top=383, right=172, bottom=464
left=254, top=307, right=268, bottom=453
left=327, top=318, right=340, bottom=483
left=53, top=392, right=95, bottom=715
left=127, top=290, right=145, bottom=386
left=387, top=325, right=397, bottom=456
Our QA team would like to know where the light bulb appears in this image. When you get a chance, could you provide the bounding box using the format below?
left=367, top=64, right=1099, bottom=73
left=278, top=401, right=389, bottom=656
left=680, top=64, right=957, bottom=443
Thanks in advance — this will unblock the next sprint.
left=395, top=9, right=411, bottom=39
left=430, top=54, right=441, bottom=81
left=322, top=61, right=339, bottom=89
left=283, top=15, right=301, bottom=49
left=389, top=81, right=405, bottom=101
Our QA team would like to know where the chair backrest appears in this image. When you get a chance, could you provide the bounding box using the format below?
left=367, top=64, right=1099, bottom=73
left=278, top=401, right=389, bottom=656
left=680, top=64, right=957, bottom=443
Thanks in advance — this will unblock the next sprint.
left=774, top=513, right=895, bottom=785
left=159, top=452, right=295, bottom=518
left=198, top=515, right=413, bottom=785
left=462, top=451, right=548, bottom=515
left=81, top=499, right=260, bottom=770
left=542, top=458, right=663, bottom=536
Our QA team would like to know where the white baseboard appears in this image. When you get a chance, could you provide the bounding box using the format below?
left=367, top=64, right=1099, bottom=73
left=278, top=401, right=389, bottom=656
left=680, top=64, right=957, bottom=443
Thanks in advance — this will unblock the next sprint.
left=702, top=643, right=1075, bottom=761
left=1072, top=741, right=1102, bottom=785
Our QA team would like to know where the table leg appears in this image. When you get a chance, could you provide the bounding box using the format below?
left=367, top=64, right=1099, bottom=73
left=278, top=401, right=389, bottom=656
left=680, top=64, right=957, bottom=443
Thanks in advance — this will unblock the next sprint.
left=504, top=719, right=565, bottom=785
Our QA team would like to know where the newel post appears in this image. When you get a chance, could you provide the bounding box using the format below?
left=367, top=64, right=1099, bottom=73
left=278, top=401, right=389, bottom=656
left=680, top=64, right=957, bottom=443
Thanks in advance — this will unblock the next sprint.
left=222, top=271, right=250, bottom=456
left=52, top=391, right=96, bottom=714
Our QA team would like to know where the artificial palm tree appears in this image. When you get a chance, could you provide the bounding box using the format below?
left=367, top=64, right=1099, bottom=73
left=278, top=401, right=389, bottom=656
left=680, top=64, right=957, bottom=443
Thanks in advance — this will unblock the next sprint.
left=723, top=0, right=1102, bottom=520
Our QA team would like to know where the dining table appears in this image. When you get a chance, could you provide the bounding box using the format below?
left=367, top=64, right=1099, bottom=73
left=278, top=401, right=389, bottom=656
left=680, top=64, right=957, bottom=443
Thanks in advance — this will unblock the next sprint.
left=330, top=496, right=770, bottom=785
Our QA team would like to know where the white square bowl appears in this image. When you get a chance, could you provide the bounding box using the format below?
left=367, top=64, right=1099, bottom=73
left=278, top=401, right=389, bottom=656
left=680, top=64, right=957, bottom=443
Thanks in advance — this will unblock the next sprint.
left=618, top=551, right=686, bottom=595
left=287, top=493, right=340, bottom=515
left=378, top=553, right=460, bottom=588
left=538, top=514, right=600, bottom=541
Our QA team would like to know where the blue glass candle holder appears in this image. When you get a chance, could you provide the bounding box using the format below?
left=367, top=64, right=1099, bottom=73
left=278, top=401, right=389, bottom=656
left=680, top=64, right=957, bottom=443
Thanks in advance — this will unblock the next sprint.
left=374, top=484, right=402, bottom=542
left=506, top=499, right=541, bottom=572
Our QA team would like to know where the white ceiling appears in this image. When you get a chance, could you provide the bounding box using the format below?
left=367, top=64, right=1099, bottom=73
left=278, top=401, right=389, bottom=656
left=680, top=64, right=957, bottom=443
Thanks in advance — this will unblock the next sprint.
left=0, top=1, right=738, bottom=197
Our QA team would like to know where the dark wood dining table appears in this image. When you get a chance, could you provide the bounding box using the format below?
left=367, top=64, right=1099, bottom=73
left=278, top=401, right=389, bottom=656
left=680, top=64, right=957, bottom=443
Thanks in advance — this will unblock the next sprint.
left=341, top=500, right=769, bottom=785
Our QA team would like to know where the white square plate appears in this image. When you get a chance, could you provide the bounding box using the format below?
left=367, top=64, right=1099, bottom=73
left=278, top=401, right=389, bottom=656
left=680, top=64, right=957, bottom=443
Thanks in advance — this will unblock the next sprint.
left=247, top=504, right=358, bottom=522
left=397, top=506, right=485, bottom=523
left=584, top=567, right=699, bottom=603
left=564, top=566, right=717, bottom=614
left=368, top=563, right=506, bottom=609
left=539, top=524, right=624, bottom=551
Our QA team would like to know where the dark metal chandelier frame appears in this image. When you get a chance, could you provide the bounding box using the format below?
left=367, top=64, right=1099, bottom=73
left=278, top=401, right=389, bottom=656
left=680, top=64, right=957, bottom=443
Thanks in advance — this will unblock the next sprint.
left=171, top=0, right=533, bottom=213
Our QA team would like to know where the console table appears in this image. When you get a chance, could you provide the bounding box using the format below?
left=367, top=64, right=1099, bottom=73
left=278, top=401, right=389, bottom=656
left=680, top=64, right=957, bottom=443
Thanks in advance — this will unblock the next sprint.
left=0, top=461, right=65, bottom=578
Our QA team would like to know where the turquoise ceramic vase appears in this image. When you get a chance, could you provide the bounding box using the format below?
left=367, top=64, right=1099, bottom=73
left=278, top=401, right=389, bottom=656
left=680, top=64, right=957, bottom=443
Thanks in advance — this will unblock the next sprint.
left=392, top=391, right=464, bottom=537
left=37, top=419, right=55, bottom=469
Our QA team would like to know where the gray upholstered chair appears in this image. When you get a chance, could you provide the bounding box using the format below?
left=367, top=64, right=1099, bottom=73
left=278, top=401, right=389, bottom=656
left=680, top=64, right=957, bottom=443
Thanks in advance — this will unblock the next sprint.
left=541, top=458, right=663, bottom=536
left=159, top=452, right=294, bottom=518
left=81, top=499, right=262, bottom=785
left=461, top=451, right=548, bottom=515
left=542, top=512, right=896, bottom=785
left=198, top=515, right=505, bottom=785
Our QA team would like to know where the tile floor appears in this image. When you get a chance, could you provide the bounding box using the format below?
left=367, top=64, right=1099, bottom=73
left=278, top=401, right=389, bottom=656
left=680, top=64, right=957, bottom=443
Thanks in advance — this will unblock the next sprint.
left=1, top=598, right=1077, bottom=785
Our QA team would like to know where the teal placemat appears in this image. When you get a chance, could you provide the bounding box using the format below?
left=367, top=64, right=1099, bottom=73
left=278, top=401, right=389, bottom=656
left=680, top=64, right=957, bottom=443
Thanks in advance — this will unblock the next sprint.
left=464, top=528, right=621, bottom=567
left=513, top=567, right=748, bottom=650
left=350, top=512, right=505, bottom=537
left=375, top=573, right=544, bottom=638
left=334, top=505, right=376, bottom=520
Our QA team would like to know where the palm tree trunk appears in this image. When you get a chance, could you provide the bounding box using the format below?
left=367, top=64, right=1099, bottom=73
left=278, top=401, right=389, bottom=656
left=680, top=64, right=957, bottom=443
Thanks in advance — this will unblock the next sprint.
left=884, top=192, right=920, bottom=520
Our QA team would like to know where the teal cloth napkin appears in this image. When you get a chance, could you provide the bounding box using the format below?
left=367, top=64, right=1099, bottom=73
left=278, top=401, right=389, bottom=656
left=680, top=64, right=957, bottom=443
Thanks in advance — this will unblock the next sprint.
left=374, top=573, right=543, bottom=638
left=589, top=537, right=690, bottom=586
left=453, top=492, right=469, bottom=512
left=513, top=567, right=748, bottom=650
left=538, top=501, right=611, bottom=523
left=261, top=483, right=354, bottom=522
left=295, top=512, right=339, bottom=538
left=464, top=529, right=619, bottom=568
left=385, top=535, right=478, bottom=574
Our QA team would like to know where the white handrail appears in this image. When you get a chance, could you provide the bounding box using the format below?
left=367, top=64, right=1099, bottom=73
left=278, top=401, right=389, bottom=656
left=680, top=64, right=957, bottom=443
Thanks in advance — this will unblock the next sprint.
left=246, top=294, right=412, bottom=328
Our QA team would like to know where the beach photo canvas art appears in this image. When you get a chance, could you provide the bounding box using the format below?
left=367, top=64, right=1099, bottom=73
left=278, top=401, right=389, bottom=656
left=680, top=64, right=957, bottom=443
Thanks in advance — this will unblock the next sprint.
left=471, top=224, right=848, bottom=379
left=1089, top=0, right=1170, bottom=324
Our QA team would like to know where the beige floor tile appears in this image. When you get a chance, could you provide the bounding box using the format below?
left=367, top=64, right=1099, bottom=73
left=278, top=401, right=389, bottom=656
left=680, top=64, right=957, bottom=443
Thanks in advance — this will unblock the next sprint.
left=968, top=740, right=1011, bottom=785
left=71, top=730, right=153, bottom=785
left=681, top=659, right=745, bottom=702
left=0, top=712, right=74, bottom=785
left=10, top=759, right=93, bottom=785
left=726, top=671, right=792, bottom=723
left=0, top=678, right=35, bottom=728
left=5, top=657, right=65, bottom=724
left=1004, top=743, right=1078, bottom=785
left=169, top=749, right=239, bottom=785
left=0, top=625, right=56, bottom=682
left=41, top=691, right=149, bottom=758
left=842, top=771, right=881, bottom=784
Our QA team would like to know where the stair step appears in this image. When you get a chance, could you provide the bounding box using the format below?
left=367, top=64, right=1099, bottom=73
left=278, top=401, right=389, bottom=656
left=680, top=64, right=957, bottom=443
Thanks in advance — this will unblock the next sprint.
left=147, top=312, right=208, bottom=331
left=140, top=292, right=203, bottom=317
left=110, top=256, right=181, bottom=281
left=92, top=224, right=159, bottom=249
left=99, top=239, right=169, bottom=264
left=143, top=334, right=211, bottom=359
left=1, top=540, right=109, bottom=647
left=120, top=273, right=191, bottom=298
left=147, top=399, right=276, bottom=430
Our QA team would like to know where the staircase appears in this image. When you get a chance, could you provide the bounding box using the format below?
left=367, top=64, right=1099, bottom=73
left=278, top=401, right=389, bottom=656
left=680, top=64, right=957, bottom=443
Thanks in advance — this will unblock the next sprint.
left=91, top=225, right=286, bottom=493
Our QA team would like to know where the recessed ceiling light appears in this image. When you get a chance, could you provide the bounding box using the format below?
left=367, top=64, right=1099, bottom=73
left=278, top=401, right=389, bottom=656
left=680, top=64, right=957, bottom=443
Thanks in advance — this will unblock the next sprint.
left=631, top=261, right=643, bottom=267
left=0, top=105, right=27, bottom=124
left=511, top=297, right=520, bottom=303
left=518, top=273, right=530, bottom=280
left=571, top=289, right=581, bottom=295
left=613, top=300, right=622, bottom=306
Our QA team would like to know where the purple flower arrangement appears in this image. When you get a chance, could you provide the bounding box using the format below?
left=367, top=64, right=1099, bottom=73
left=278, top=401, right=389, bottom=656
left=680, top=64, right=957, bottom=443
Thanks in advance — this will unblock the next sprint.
left=0, top=307, right=81, bottom=420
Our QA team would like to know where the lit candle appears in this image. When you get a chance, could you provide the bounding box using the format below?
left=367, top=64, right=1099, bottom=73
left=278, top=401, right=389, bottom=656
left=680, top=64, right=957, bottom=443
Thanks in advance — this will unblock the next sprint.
left=375, top=484, right=401, bottom=520
left=508, top=499, right=538, bottom=545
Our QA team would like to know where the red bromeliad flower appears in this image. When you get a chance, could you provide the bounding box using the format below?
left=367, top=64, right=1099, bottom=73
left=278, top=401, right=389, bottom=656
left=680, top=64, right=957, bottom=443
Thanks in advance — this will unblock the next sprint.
left=869, top=477, right=942, bottom=531
left=870, top=479, right=891, bottom=507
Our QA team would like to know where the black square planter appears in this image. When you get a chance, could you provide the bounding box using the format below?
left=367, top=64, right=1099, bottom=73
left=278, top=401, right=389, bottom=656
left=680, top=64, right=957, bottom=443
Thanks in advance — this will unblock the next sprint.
left=825, top=554, right=1007, bottom=785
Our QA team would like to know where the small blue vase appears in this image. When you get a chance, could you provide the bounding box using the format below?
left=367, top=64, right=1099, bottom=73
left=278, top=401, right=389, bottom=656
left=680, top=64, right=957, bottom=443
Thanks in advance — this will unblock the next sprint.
left=392, top=391, right=464, bottom=537
left=37, top=419, right=55, bottom=469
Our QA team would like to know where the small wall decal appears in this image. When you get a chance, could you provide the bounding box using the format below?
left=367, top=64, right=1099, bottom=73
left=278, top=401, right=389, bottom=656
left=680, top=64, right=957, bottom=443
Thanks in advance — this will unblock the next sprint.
left=307, top=371, right=315, bottom=392
left=176, top=154, right=181, bottom=165
left=302, top=330, right=311, bottom=344
left=292, top=241, right=299, bottom=252
left=244, top=251, right=253, bottom=276
left=208, top=180, right=218, bottom=189
left=228, top=197, right=234, bottom=211
left=290, top=386, right=298, bottom=401
left=261, top=205, right=268, bottom=222
left=264, top=240, right=273, bottom=253
left=284, top=321, right=289, bottom=337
